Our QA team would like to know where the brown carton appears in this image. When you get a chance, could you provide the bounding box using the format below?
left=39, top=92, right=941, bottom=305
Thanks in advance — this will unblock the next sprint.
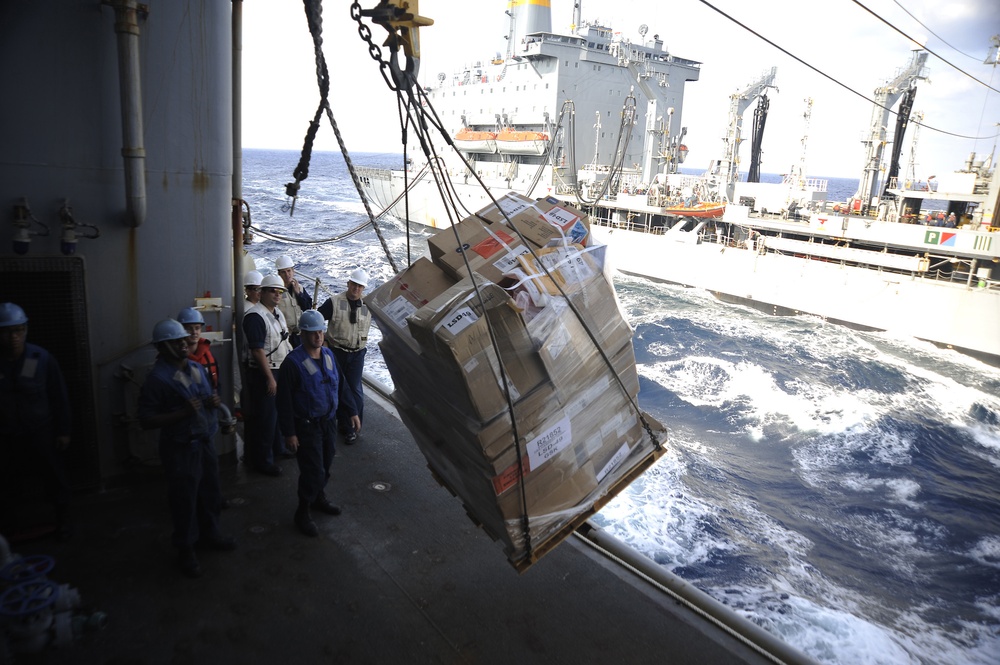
left=367, top=257, right=456, bottom=353
left=406, top=276, right=547, bottom=421
left=427, top=215, right=532, bottom=282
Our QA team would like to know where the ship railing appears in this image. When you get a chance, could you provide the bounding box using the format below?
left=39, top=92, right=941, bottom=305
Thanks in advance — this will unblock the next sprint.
left=780, top=174, right=828, bottom=192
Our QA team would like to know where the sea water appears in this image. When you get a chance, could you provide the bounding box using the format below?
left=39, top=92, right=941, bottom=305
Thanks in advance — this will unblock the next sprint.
left=243, top=148, right=1000, bottom=665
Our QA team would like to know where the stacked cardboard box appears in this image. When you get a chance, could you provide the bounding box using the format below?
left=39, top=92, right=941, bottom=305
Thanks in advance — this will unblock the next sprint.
left=368, top=192, right=665, bottom=571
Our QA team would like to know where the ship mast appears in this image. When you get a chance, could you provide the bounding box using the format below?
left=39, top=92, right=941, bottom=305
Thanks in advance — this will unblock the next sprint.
left=903, top=110, right=923, bottom=187
left=713, top=67, right=777, bottom=202
left=853, top=50, right=927, bottom=211
left=788, top=98, right=812, bottom=189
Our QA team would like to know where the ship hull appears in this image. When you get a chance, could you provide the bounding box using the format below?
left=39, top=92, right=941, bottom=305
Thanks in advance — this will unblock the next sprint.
left=590, top=223, right=1000, bottom=363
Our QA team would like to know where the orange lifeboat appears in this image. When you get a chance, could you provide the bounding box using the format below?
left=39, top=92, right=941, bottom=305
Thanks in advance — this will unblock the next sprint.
left=453, top=128, right=497, bottom=154
left=662, top=201, right=726, bottom=218
left=495, top=129, right=549, bottom=155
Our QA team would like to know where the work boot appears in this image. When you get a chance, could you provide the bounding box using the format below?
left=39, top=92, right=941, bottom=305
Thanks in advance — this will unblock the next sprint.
left=294, top=500, right=318, bottom=537
left=311, top=495, right=342, bottom=516
left=177, top=548, right=203, bottom=578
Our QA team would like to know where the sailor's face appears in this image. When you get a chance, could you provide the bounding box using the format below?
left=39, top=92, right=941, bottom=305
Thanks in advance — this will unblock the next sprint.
left=161, top=337, right=189, bottom=361
left=278, top=267, right=295, bottom=287
left=0, top=324, right=27, bottom=358
left=183, top=322, right=203, bottom=343
left=346, top=280, right=365, bottom=301
left=262, top=287, right=284, bottom=307
left=301, top=329, right=324, bottom=351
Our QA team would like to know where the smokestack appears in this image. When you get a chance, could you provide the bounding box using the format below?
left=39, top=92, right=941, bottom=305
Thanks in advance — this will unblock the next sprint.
left=510, top=0, right=552, bottom=46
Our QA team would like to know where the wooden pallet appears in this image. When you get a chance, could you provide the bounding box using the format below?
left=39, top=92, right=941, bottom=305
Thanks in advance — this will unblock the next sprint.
left=425, top=442, right=667, bottom=573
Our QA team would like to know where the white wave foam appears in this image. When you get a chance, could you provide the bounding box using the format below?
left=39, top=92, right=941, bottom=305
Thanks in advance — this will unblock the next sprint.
left=968, top=535, right=1000, bottom=570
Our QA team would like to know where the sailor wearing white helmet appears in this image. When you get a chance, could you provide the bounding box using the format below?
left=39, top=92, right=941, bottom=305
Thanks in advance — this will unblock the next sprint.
left=137, top=318, right=236, bottom=578
left=243, top=270, right=263, bottom=305
left=274, top=255, right=313, bottom=348
left=242, top=274, right=294, bottom=475
left=318, top=267, right=370, bottom=444
left=277, top=310, right=360, bottom=536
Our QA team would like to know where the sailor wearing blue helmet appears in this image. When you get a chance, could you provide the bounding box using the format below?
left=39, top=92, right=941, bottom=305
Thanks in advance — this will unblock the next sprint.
left=277, top=310, right=359, bottom=536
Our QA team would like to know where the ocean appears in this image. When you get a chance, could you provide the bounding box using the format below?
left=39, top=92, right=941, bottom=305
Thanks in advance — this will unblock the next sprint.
left=243, top=148, right=1000, bottom=665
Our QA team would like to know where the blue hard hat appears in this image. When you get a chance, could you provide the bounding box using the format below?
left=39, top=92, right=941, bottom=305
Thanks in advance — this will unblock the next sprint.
left=176, top=307, right=205, bottom=325
left=152, top=318, right=189, bottom=343
left=299, top=309, right=326, bottom=332
left=0, top=303, right=28, bottom=327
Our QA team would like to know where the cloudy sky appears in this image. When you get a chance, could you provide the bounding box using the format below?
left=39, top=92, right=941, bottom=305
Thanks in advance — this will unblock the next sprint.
left=241, top=0, right=1000, bottom=179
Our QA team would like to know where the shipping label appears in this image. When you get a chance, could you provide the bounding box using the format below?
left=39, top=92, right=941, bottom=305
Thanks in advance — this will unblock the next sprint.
left=383, top=295, right=417, bottom=330
left=527, top=415, right=572, bottom=470
left=436, top=305, right=478, bottom=337
left=492, top=245, right=531, bottom=274
left=496, top=193, right=534, bottom=218
left=596, top=442, right=630, bottom=483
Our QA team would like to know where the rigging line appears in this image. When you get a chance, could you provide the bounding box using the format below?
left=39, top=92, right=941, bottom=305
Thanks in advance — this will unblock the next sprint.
left=890, top=0, right=983, bottom=61
left=250, top=222, right=371, bottom=245
left=852, top=0, right=1000, bottom=94
left=694, top=0, right=997, bottom=141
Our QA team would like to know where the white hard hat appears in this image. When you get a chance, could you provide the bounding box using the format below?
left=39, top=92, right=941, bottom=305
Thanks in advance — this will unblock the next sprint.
left=260, top=274, right=286, bottom=291
left=274, top=255, right=294, bottom=270
left=244, top=270, right=263, bottom=287
left=348, top=268, right=369, bottom=288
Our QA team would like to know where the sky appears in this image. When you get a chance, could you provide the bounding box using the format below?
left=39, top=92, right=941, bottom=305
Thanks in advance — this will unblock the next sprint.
left=241, top=0, right=1000, bottom=179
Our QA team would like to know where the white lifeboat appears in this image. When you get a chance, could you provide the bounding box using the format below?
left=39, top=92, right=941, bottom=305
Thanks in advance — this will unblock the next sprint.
left=495, top=129, right=549, bottom=155
left=453, top=128, right=497, bottom=153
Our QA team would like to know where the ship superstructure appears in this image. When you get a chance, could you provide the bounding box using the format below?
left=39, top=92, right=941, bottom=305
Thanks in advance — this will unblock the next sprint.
left=358, top=2, right=701, bottom=226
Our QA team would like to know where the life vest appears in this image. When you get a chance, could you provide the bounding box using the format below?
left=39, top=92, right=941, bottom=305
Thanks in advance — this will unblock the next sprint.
left=325, top=293, right=371, bottom=352
left=188, top=337, right=219, bottom=388
left=285, top=346, right=340, bottom=420
left=244, top=302, right=291, bottom=369
left=277, top=289, right=304, bottom=334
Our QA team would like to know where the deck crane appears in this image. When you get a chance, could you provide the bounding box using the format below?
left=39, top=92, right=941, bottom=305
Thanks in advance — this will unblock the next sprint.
left=853, top=50, right=928, bottom=212
left=711, top=67, right=777, bottom=202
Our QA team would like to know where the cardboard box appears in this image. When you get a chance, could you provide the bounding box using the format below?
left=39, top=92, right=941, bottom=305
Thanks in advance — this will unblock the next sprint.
left=406, top=276, right=547, bottom=421
left=368, top=257, right=456, bottom=353
left=427, top=215, right=532, bottom=283
left=474, top=192, right=592, bottom=248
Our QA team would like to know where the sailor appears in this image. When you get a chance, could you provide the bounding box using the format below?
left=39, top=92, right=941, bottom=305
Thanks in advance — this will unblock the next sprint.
left=244, top=270, right=263, bottom=306
left=277, top=310, right=359, bottom=537
left=318, top=268, right=371, bottom=444
left=275, top=256, right=313, bottom=348
left=243, top=273, right=294, bottom=475
left=0, top=302, right=73, bottom=541
left=177, top=307, right=218, bottom=390
left=137, top=318, right=236, bottom=578
left=945, top=212, right=957, bottom=228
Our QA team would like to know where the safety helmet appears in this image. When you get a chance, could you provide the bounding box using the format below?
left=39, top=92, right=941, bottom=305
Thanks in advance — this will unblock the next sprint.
left=274, top=255, right=294, bottom=270
left=260, top=274, right=286, bottom=291
left=348, top=268, right=369, bottom=288
left=299, top=309, right=326, bottom=332
left=244, top=270, right=263, bottom=287
left=0, top=303, right=28, bottom=328
left=176, top=307, right=205, bottom=325
left=152, top=318, right=189, bottom=343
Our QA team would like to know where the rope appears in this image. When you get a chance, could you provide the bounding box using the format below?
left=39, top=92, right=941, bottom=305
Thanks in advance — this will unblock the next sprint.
left=284, top=0, right=399, bottom=273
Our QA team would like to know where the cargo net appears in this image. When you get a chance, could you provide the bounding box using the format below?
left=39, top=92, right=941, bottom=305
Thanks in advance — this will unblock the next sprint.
left=366, top=191, right=668, bottom=571
left=345, top=2, right=668, bottom=570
